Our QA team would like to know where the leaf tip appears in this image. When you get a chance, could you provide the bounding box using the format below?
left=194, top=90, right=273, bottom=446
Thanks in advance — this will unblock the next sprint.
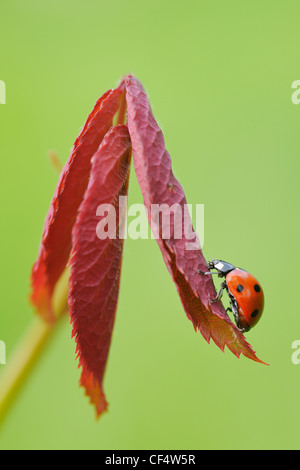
left=80, top=368, right=109, bottom=419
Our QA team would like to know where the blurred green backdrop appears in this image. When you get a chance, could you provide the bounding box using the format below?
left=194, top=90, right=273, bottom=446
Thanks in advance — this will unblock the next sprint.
left=0, top=0, right=299, bottom=450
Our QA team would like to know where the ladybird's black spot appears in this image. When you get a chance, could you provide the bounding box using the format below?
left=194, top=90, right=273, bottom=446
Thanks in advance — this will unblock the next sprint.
left=254, top=284, right=261, bottom=293
left=251, top=309, right=259, bottom=318
left=236, top=284, right=244, bottom=292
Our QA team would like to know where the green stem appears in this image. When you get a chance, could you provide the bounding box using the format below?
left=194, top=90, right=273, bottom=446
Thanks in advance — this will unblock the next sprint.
left=0, top=268, right=70, bottom=425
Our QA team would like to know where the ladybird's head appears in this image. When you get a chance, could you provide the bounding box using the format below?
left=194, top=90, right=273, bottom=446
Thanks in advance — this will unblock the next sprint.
left=208, top=260, right=217, bottom=269
left=209, top=260, right=236, bottom=277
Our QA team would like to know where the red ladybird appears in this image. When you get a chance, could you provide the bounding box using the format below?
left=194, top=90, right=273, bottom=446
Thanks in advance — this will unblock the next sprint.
left=198, top=260, right=264, bottom=332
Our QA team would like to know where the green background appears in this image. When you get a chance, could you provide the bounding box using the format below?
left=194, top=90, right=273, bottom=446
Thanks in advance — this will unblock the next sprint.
left=0, top=0, right=299, bottom=450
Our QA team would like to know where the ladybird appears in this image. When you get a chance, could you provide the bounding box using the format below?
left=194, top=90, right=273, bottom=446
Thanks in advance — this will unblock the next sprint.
left=198, top=260, right=264, bottom=332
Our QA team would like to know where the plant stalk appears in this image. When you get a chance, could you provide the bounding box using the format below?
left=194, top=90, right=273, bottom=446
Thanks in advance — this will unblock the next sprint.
left=0, top=268, right=70, bottom=425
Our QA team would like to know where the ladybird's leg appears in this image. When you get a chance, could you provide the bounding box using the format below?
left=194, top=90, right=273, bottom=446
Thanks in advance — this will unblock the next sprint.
left=210, top=281, right=227, bottom=303
left=226, top=305, right=245, bottom=330
left=197, top=260, right=219, bottom=275
left=197, top=268, right=221, bottom=276
left=230, top=297, right=241, bottom=328
left=197, top=270, right=218, bottom=275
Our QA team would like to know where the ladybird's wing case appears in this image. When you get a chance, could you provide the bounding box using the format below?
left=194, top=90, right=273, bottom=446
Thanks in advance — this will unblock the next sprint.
left=226, top=270, right=264, bottom=328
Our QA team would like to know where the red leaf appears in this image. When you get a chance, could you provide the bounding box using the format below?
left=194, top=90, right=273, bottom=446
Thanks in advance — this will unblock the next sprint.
left=30, top=75, right=266, bottom=420
left=125, top=75, right=266, bottom=364
left=31, top=82, right=125, bottom=322
left=68, top=125, right=132, bottom=417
